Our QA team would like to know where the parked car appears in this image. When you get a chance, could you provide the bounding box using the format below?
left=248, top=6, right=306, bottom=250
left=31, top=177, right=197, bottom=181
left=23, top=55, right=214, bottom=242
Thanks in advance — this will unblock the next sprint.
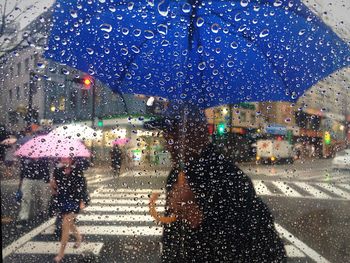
left=332, top=149, right=350, bottom=170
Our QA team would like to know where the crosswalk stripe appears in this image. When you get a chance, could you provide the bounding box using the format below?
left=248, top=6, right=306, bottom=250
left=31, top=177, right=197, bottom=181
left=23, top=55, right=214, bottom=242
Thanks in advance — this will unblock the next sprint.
left=252, top=180, right=272, bottom=195
left=285, top=245, right=305, bottom=258
left=78, top=214, right=155, bottom=222
left=91, top=193, right=166, bottom=199
left=96, top=188, right=163, bottom=194
left=85, top=205, right=165, bottom=213
left=42, top=225, right=162, bottom=236
left=91, top=198, right=166, bottom=205
left=293, top=182, right=332, bottom=199
left=15, top=241, right=103, bottom=255
left=339, top=184, right=350, bottom=191
left=271, top=181, right=303, bottom=197
left=313, top=183, right=350, bottom=199
left=88, top=177, right=114, bottom=184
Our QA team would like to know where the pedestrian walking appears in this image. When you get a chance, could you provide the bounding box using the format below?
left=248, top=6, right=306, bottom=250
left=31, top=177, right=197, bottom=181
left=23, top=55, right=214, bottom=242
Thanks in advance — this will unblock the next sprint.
left=51, top=157, right=90, bottom=263
left=110, top=145, right=122, bottom=177
left=146, top=103, right=287, bottom=262
left=16, top=157, right=51, bottom=227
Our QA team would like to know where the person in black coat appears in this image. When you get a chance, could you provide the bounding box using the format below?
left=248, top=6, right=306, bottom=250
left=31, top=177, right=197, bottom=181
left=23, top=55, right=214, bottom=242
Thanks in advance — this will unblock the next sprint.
left=51, top=157, right=90, bottom=263
left=110, top=145, right=122, bottom=177
left=146, top=102, right=287, bottom=262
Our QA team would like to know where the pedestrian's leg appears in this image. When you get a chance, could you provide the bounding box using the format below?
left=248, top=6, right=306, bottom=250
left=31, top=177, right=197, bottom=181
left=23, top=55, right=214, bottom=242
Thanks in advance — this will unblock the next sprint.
left=17, top=179, right=33, bottom=222
left=38, top=181, right=50, bottom=218
left=70, top=214, right=82, bottom=248
left=54, top=213, right=74, bottom=262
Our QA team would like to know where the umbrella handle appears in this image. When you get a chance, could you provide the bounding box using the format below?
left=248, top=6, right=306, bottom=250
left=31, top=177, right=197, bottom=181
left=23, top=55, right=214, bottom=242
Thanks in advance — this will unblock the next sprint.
left=149, top=192, right=176, bottom=224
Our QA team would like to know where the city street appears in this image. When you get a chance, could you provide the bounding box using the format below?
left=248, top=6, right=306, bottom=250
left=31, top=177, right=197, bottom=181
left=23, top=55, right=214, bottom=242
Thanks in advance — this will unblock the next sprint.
left=2, top=159, right=350, bottom=262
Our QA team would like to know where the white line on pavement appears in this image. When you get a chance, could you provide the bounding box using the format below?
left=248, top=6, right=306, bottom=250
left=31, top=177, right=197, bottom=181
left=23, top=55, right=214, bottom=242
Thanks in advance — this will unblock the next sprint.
left=78, top=214, right=155, bottom=222
left=2, top=218, right=55, bottom=259
left=91, top=193, right=166, bottom=199
left=293, top=182, right=332, bottom=199
left=91, top=198, right=166, bottom=206
left=252, top=180, right=272, bottom=195
left=85, top=205, right=164, bottom=213
left=284, top=245, right=305, bottom=258
left=42, top=225, right=163, bottom=236
left=15, top=241, right=103, bottom=255
left=272, top=181, right=303, bottom=197
left=275, top=224, right=330, bottom=263
left=314, top=182, right=350, bottom=199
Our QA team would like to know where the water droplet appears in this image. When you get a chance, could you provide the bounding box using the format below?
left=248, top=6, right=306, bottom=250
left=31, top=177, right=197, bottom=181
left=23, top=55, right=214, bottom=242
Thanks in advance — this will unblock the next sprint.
left=109, top=6, right=116, bottom=12
left=182, top=3, right=191, bottom=13
left=298, top=29, right=306, bottom=36
left=100, top=23, right=113, bottom=33
left=133, top=29, right=141, bottom=37
left=158, top=1, right=169, bottom=16
left=259, top=29, right=269, bottom=38
left=230, top=41, right=238, bottom=49
left=62, top=68, right=70, bottom=75
left=70, top=10, right=78, bottom=18
left=121, top=48, right=128, bottom=55
left=198, top=62, right=206, bottom=70
left=215, top=37, right=221, bottom=43
left=122, top=28, right=129, bottom=35
left=234, top=13, right=242, bottom=22
left=227, top=61, right=234, bottom=67
left=131, top=45, right=140, bottom=53
left=144, top=30, right=154, bottom=39
left=238, top=24, right=246, bottom=32
left=197, top=45, right=204, bottom=53
left=211, top=23, right=220, bottom=33
left=273, top=0, right=282, bottom=7
left=86, top=48, right=94, bottom=55
left=128, top=2, right=134, bottom=10
left=37, top=62, right=46, bottom=69
left=284, top=118, right=291, bottom=123
left=240, top=0, right=249, bottom=7
left=157, top=24, right=168, bottom=35
left=196, top=17, right=204, bottom=27
left=161, top=40, right=169, bottom=46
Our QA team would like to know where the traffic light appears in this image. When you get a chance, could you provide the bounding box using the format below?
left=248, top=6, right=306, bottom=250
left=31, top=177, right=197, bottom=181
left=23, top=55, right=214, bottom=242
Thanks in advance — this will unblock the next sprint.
left=324, top=131, right=331, bottom=145
left=74, top=76, right=94, bottom=89
left=97, top=119, right=103, bottom=127
left=217, top=123, right=226, bottom=136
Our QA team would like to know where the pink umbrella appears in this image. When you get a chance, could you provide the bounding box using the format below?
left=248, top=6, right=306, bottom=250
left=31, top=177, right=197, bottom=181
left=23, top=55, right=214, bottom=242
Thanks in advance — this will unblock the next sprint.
left=15, top=134, right=91, bottom=158
left=112, top=138, right=130, bottom=146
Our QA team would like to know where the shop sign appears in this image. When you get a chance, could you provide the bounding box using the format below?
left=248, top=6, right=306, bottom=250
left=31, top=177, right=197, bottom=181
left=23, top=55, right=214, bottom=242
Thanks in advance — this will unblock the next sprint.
left=265, top=124, right=287, bottom=135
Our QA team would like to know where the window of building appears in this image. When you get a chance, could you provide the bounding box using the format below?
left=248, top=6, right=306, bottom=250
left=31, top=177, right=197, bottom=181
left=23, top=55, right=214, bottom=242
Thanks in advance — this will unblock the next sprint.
left=9, top=67, right=14, bottom=78
left=59, top=96, right=66, bottom=111
left=70, top=91, right=77, bottom=109
left=17, top=62, right=21, bottom=75
left=25, top=58, right=30, bottom=72
left=240, top=112, right=247, bottom=122
left=9, top=89, right=12, bottom=101
left=16, top=86, right=20, bottom=100
left=82, top=89, right=89, bottom=106
left=250, top=113, right=255, bottom=124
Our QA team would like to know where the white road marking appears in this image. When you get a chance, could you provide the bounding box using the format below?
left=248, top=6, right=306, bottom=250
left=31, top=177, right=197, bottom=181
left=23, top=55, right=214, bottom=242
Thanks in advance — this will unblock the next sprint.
left=85, top=205, right=165, bottom=213
left=91, top=192, right=166, bottom=199
left=78, top=214, right=155, bottom=222
left=293, top=182, right=332, bottom=199
left=275, top=224, right=330, bottom=263
left=91, top=198, right=166, bottom=206
left=314, top=182, right=350, bottom=199
left=2, top=218, right=55, bottom=259
left=42, top=225, right=163, bottom=236
left=95, top=188, right=163, bottom=194
left=285, top=245, right=305, bottom=258
left=15, top=241, right=103, bottom=255
left=252, top=180, right=272, bottom=195
left=271, top=181, right=303, bottom=197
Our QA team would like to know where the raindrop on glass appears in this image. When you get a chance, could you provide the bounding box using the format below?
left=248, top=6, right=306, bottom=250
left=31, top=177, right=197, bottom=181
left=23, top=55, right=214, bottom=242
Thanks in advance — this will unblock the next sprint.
left=100, top=23, right=113, bottom=33
left=259, top=29, right=269, bottom=38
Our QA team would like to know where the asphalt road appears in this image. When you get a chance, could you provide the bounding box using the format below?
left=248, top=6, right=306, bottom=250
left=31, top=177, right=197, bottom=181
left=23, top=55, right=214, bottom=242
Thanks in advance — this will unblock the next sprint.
left=2, top=159, right=350, bottom=262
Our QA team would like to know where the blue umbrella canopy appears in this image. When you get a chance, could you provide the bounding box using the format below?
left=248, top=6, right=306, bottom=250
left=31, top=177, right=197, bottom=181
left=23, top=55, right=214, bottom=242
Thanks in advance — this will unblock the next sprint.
left=46, top=0, right=350, bottom=108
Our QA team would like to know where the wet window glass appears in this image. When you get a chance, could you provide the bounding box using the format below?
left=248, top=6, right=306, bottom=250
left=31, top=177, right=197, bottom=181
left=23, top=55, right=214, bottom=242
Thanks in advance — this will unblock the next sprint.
left=1, top=1, right=350, bottom=263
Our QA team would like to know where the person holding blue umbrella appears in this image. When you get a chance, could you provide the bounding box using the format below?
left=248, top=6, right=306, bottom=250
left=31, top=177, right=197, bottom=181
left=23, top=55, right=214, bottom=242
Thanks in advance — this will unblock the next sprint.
left=146, top=102, right=287, bottom=262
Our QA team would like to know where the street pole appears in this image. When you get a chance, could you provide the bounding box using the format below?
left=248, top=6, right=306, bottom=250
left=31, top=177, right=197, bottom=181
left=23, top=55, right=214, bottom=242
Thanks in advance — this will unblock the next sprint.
left=91, top=83, right=96, bottom=164
left=26, top=72, right=34, bottom=126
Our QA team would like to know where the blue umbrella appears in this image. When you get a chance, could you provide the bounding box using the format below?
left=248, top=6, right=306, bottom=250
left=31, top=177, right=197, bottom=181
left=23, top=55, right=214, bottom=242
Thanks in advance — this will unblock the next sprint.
left=46, top=0, right=350, bottom=107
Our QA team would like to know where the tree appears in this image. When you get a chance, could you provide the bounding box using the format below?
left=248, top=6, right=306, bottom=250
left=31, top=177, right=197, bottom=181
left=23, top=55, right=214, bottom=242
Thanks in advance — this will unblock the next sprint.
left=0, top=0, right=52, bottom=57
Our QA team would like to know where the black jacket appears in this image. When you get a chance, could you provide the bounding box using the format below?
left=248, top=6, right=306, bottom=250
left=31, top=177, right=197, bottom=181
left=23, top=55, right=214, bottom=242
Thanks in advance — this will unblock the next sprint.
left=162, top=144, right=286, bottom=263
left=53, top=166, right=90, bottom=205
left=20, top=158, right=50, bottom=182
